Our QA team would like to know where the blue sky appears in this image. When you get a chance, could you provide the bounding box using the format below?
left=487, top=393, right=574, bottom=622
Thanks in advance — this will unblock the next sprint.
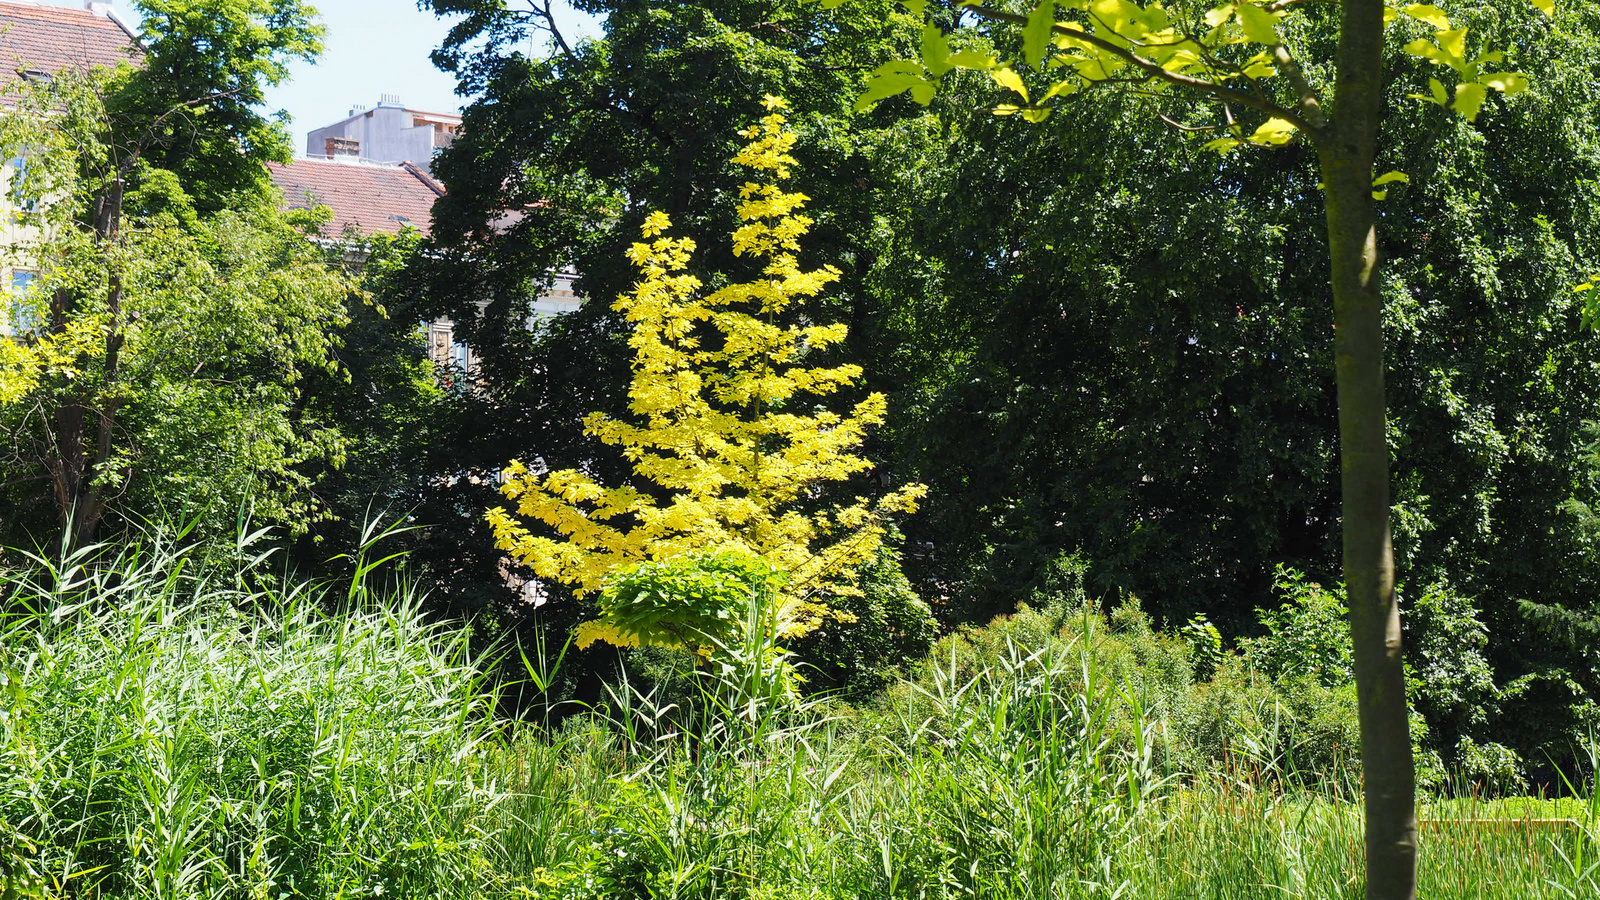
left=43, top=0, right=600, bottom=155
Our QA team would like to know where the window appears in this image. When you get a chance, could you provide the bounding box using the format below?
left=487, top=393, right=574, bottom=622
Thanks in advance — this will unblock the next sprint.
left=451, top=340, right=470, bottom=372
left=9, top=156, right=37, bottom=213
left=4, top=269, right=40, bottom=336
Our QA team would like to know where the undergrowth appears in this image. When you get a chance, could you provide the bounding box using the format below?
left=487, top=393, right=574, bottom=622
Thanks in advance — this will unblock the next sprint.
left=0, top=524, right=1594, bottom=898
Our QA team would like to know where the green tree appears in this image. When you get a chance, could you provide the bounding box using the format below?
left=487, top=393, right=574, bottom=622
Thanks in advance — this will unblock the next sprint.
left=403, top=0, right=937, bottom=646
left=283, top=229, right=447, bottom=572
left=112, top=0, right=324, bottom=210
left=872, top=8, right=1600, bottom=772
left=842, top=0, right=1552, bottom=895
left=0, top=0, right=350, bottom=546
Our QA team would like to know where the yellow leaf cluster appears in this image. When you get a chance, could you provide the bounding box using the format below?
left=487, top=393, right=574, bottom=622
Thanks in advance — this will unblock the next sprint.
left=489, top=99, right=927, bottom=645
left=0, top=315, right=107, bottom=406
left=862, top=0, right=1546, bottom=141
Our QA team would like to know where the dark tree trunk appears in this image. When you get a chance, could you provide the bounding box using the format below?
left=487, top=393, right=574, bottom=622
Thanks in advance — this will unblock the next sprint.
left=49, top=176, right=125, bottom=550
left=1315, top=1, right=1417, bottom=897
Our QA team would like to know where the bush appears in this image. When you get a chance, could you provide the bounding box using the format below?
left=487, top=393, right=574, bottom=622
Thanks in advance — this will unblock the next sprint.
left=1404, top=579, right=1517, bottom=777
left=579, top=551, right=790, bottom=653
left=1243, top=567, right=1353, bottom=689
left=1233, top=567, right=1536, bottom=790
left=869, top=572, right=1368, bottom=789
left=787, top=544, right=938, bottom=699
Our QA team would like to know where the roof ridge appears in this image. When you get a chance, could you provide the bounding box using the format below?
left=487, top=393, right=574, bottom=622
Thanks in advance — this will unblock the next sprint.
left=0, top=1, right=106, bottom=19
left=102, top=5, right=139, bottom=42
left=399, top=160, right=446, bottom=197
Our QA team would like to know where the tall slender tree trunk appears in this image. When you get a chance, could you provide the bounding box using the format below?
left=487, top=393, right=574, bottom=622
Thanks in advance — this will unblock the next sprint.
left=1317, top=1, right=1417, bottom=897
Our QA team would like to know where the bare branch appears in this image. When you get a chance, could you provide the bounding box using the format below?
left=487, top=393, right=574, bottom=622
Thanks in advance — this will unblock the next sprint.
left=1158, top=114, right=1224, bottom=132
left=1273, top=44, right=1328, bottom=128
left=519, top=0, right=578, bottom=64
left=0, top=473, right=50, bottom=491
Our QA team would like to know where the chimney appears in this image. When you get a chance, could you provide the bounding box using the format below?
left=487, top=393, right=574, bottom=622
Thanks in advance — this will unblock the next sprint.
left=377, top=93, right=403, bottom=108
left=325, top=137, right=360, bottom=161
left=85, top=1, right=113, bottom=14
left=348, top=104, right=367, bottom=117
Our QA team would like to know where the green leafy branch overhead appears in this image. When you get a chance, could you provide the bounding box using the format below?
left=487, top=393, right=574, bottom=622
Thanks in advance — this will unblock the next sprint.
left=849, top=0, right=1549, bottom=143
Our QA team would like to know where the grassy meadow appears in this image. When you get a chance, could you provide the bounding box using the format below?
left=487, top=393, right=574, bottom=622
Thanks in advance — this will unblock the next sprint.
left=0, top=530, right=1593, bottom=899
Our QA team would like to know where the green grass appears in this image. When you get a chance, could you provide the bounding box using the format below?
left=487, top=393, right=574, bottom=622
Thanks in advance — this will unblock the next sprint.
left=0, top=526, right=1594, bottom=898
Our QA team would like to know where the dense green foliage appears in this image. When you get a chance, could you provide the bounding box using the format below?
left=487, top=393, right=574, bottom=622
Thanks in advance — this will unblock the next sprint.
left=0, top=0, right=360, bottom=548
left=10, top=0, right=1600, bottom=888
left=400, top=0, right=934, bottom=631
left=386, top=0, right=1600, bottom=770
left=0, top=534, right=1594, bottom=898
left=0, top=77, right=355, bottom=542
left=116, top=0, right=324, bottom=208
left=884, top=6, right=1600, bottom=628
left=591, top=552, right=789, bottom=652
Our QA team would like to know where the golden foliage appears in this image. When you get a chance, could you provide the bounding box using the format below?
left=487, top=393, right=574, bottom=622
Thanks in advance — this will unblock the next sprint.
left=489, top=96, right=926, bottom=644
left=0, top=315, right=108, bottom=406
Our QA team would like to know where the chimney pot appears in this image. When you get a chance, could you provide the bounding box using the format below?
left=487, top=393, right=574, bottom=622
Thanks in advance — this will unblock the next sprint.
left=325, top=137, right=361, bottom=160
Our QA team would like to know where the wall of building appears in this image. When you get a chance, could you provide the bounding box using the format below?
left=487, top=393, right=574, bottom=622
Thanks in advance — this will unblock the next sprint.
left=305, top=101, right=458, bottom=168
left=2, top=157, right=47, bottom=337
left=529, top=271, right=581, bottom=320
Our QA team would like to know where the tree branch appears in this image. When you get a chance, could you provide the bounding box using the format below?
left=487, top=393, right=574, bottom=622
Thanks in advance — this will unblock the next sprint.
left=962, top=4, right=1321, bottom=136
left=1273, top=44, right=1327, bottom=129
left=122, top=87, right=248, bottom=178
left=521, top=0, right=578, bottom=64
left=1158, top=114, right=1223, bottom=132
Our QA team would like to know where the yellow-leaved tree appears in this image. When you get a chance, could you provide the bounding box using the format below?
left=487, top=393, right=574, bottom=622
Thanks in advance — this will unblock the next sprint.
left=488, top=96, right=926, bottom=649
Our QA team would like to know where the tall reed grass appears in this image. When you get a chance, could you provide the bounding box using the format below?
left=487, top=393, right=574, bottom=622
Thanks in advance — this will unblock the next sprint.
left=488, top=620, right=1598, bottom=900
left=0, top=524, right=502, bottom=897
left=0, top=523, right=1594, bottom=898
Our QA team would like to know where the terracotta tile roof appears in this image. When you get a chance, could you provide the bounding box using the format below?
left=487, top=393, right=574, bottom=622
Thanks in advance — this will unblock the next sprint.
left=268, top=157, right=444, bottom=237
left=0, top=2, right=139, bottom=88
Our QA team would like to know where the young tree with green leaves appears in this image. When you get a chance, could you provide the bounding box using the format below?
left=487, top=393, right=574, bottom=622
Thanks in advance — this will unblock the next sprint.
left=841, top=0, right=1552, bottom=895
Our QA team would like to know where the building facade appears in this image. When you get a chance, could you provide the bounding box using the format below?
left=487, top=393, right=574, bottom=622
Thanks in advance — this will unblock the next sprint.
left=268, top=152, right=582, bottom=373
left=0, top=0, right=139, bottom=336
left=304, top=96, right=460, bottom=170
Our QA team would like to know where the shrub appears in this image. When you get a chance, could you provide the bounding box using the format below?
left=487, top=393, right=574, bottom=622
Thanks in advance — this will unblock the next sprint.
left=1244, top=566, right=1353, bottom=689
left=786, top=543, right=937, bottom=699
left=1408, top=582, right=1504, bottom=755
left=577, top=551, right=789, bottom=654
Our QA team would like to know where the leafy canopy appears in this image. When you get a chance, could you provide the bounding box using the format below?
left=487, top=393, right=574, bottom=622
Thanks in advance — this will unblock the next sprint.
left=0, top=68, right=353, bottom=536
left=120, top=0, right=325, bottom=208
left=488, top=98, right=926, bottom=647
left=852, top=0, right=1546, bottom=146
